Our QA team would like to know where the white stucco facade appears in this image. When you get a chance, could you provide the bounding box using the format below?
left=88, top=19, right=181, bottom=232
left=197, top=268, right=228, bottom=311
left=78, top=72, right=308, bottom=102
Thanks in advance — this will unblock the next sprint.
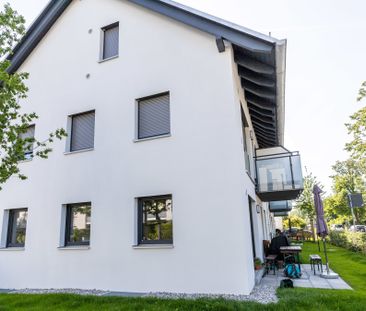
left=0, top=0, right=276, bottom=295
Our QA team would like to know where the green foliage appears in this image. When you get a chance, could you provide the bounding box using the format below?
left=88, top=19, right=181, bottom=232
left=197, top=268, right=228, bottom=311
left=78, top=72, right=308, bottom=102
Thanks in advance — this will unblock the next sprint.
left=295, top=172, right=323, bottom=221
left=0, top=4, right=66, bottom=189
left=345, top=81, right=366, bottom=173
left=282, top=215, right=306, bottom=229
left=329, top=230, right=366, bottom=255
left=325, top=159, right=366, bottom=225
left=325, top=82, right=366, bottom=227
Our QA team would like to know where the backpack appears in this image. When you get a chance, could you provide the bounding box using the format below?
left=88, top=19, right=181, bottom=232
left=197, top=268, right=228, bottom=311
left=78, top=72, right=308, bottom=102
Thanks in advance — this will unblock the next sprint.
left=284, top=263, right=301, bottom=279
left=280, top=278, right=294, bottom=288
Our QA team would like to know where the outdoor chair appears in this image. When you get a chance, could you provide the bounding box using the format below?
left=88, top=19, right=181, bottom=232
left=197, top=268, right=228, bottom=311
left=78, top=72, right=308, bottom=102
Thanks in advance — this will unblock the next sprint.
left=309, top=254, right=323, bottom=275
left=263, top=240, right=277, bottom=275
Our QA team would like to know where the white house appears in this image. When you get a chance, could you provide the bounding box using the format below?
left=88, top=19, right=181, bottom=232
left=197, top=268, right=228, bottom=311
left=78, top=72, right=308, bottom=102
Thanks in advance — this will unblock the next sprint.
left=0, top=0, right=303, bottom=295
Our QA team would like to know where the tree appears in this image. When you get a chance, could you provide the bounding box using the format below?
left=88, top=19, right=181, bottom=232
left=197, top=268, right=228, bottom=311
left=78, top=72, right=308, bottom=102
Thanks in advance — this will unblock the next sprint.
left=0, top=4, right=66, bottom=189
left=345, top=81, right=366, bottom=173
left=325, top=159, right=366, bottom=225
left=295, top=172, right=323, bottom=240
left=282, top=215, right=306, bottom=230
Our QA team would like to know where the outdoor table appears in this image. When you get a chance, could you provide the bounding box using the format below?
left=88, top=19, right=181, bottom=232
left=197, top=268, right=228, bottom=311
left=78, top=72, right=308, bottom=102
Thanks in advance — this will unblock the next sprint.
left=280, top=245, right=302, bottom=272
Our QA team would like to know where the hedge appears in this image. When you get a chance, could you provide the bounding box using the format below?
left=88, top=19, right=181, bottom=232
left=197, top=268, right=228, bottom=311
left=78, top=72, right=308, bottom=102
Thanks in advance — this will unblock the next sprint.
left=329, top=230, right=366, bottom=255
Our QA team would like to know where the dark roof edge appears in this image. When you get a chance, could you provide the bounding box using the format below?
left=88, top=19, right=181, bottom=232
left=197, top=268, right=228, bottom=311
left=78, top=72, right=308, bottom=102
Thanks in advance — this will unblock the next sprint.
left=8, top=0, right=280, bottom=71
left=7, top=0, right=72, bottom=73
left=128, top=0, right=275, bottom=54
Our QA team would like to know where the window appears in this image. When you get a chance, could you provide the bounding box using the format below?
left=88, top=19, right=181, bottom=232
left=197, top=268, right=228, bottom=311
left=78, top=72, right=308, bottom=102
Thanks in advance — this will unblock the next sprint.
left=7, top=209, right=28, bottom=248
left=102, top=23, right=119, bottom=60
left=137, top=93, right=170, bottom=139
left=20, top=125, right=35, bottom=159
left=70, top=111, right=95, bottom=152
left=138, top=195, right=173, bottom=245
left=65, top=203, right=91, bottom=246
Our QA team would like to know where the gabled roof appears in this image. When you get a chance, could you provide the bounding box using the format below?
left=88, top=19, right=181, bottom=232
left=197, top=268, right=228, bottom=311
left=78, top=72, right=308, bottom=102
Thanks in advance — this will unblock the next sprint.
left=7, top=0, right=286, bottom=148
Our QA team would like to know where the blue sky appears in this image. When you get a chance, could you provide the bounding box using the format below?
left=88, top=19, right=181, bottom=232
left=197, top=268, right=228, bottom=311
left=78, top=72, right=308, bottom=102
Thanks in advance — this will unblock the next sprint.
left=4, top=0, right=366, bottom=193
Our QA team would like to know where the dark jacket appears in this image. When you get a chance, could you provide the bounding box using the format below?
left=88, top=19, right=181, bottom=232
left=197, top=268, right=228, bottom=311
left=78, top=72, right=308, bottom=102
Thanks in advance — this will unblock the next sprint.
left=269, top=235, right=290, bottom=256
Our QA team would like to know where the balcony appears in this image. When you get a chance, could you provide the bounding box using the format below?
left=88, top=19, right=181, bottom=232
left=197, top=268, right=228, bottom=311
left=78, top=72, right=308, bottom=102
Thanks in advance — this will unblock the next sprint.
left=273, top=211, right=289, bottom=217
left=269, top=200, right=292, bottom=213
left=255, top=146, right=303, bottom=202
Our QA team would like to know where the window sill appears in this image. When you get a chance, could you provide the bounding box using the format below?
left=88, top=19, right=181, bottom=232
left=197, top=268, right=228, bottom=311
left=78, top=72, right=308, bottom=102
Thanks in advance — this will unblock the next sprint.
left=134, top=134, right=171, bottom=143
left=64, top=148, right=94, bottom=156
left=0, top=247, right=25, bottom=251
left=98, top=55, right=119, bottom=63
left=132, top=244, right=174, bottom=249
left=57, top=246, right=90, bottom=250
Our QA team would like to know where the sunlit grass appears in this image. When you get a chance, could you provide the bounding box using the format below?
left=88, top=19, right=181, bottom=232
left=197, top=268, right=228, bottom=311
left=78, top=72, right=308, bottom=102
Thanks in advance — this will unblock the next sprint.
left=0, top=242, right=365, bottom=310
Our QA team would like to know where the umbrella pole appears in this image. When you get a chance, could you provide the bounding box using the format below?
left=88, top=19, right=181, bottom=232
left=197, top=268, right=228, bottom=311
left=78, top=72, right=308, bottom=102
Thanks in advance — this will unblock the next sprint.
left=317, top=236, right=321, bottom=252
left=322, top=238, right=330, bottom=275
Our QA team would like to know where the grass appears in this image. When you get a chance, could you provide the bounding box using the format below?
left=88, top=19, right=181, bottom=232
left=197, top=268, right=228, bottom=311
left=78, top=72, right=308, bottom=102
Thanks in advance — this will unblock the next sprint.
left=300, top=240, right=366, bottom=291
left=0, top=242, right=365, bottom=310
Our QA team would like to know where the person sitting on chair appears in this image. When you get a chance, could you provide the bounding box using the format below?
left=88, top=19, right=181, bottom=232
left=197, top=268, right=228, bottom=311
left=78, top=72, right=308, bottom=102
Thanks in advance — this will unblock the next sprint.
left=269, top=229, right=290, bottom=260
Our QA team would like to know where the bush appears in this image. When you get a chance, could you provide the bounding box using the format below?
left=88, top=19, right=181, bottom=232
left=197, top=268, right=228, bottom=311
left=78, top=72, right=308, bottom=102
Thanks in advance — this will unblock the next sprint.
left=329, top=230, right=366, bottom=255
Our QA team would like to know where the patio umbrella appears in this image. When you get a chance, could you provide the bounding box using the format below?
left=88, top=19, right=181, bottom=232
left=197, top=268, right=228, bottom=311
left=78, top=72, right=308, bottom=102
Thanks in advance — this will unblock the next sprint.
left=313, top=185, right=338, bottom=279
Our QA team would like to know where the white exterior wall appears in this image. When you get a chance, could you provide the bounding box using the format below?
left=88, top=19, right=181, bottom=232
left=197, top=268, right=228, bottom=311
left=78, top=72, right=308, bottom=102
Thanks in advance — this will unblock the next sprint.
left=0, top=0, right=273, bottom=295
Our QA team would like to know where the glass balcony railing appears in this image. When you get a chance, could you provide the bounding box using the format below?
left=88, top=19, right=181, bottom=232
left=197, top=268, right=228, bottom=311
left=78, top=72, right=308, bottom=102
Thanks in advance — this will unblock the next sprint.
left=273, top=211, right=289, bottom=217
left=255, top=146, right=304, bottom=202
left=269, top=200, right=292, bottom=213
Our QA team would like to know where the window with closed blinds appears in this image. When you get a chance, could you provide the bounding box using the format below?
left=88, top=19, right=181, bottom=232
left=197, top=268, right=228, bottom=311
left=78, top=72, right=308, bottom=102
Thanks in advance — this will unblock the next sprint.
left=70, top=111, right=95, bottom=152
left=102, top=23, right=119, bottom=60
left=20, top=125, right=35, bottom=158
left=138, top=93, right=170, bottom=139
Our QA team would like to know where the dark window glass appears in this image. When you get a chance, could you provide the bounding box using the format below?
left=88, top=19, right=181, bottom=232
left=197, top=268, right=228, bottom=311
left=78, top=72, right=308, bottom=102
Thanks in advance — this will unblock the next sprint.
left=19, top=125, right=35, bottom=159
left=103, top=23, right=119, bottom=60
left=7, top=209, right=28, bottom=247
left=70, top=111, right=95, bottom=152
left=138, top=93, right=170, bottom=139
left=65, top=203, right=91, bottom=246
left=138, top=196, right=173, bottom=244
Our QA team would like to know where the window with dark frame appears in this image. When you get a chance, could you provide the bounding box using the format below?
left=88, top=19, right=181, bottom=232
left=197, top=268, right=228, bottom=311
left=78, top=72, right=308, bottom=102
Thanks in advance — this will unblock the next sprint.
left=102, top=22, right=119, bottom=60
left=65, top=203, right=91, bottom=246
left=19, top=125, right=35, bottom=160
left=138, top=195, right=173, bottom=245
left=7, top=209, right=28, bottom=248
left=70, top=111, right=95, bottom=152
left=137, top=93, right=170, bottom=140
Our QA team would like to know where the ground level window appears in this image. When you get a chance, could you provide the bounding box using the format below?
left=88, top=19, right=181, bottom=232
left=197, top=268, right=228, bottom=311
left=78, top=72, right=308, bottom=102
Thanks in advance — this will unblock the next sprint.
left=65, top=203, right=91, bottom=246
left=138, top=195, right=173, bottom=244
left=7, top=209, right=28, bottom=248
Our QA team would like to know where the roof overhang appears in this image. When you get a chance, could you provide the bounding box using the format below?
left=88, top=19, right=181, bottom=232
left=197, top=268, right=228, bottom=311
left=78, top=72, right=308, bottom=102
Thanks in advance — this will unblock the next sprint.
left=7, top=0, right=286, bottom=147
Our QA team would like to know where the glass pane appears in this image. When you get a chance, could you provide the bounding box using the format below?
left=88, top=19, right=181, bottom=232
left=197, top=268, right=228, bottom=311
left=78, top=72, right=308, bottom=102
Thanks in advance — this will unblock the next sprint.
left=291, top=155, right=304, bottom=189
left=19, top=125, right=35, bottom=159
left=269, top=201, right=292, bottom=212
left=257, top=156, right=293, bottom=192
left=9, top=210, right=28, bottom=246
left=141, top=197, right=172, bottom=242
left=68, top=204, right=91, bottom=244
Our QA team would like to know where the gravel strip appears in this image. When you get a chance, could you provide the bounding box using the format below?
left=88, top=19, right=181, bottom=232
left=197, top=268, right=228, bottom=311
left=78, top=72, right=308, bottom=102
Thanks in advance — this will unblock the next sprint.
left=145, top=285, right=278, bottom=304
left=6, top=284, right=278, bottom=304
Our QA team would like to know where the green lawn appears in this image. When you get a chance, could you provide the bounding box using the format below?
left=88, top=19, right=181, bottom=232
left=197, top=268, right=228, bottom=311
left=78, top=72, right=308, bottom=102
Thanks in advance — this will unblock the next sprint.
left=0, top=242, right=365, bottom=310
left=300, top=240, right=366, bottom=291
